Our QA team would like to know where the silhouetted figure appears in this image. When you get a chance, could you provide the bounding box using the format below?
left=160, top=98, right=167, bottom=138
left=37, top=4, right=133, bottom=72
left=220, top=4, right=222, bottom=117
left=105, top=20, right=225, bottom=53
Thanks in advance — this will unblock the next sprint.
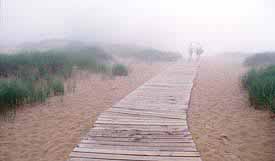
left=195, top=46, right=204, bottom=61
left=188, top=45, right=194, bottom=62
left=188, top=42, right=204, bottom=61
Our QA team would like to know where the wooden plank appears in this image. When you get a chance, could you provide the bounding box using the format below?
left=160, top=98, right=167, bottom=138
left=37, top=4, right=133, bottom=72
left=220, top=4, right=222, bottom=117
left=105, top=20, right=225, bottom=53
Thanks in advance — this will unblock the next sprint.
left=69, top=158, right=125, bottom=161
left=95, top=121, right=187, bottom=126
left=86, top=134, right=192, bottom=139
left=86, top=136, right=192, bottom=140
left=109, top=108, right=188, bottom=113
left=96, top=119, right=187, bottom=123
left=135, top=88, right=191, bottom=91
left=70, top=152, right=202, bottom=161
left=117, top=98, right=187, bottom=102
left=111, top=106, right=187, bottom=113
left=116, top=102, right=186, bottom=105
left=98, top=114, right=186, bottom=120
left=97, top=116, right=186, bottom=121
left=88, top=129, right=191, bottom=136
left=101, top=111, right=185, bottom=119
left=121, top=91, right=188, bottom=96
left=115, top=95, right=183, bottom=99
left=97, top=117, right=187, bottom=123
left=116, top=99, right=183, bottom=103
left=94, top=120, right=187, bottom=127
left=93, top=126, right=187, bottom=132
left=77, top=144, right=198, bottom=152
left=143, top=83, right=193, bottom=87
left=81, top=137, right=194, bottom=143
left=93, top=124, right=186, bottom=129
left=97, top=116, right=187, bottom=121
left=124, top=90, right=189, bottom=94
left=112, top=104, right=187, bottom=110
left=115, top=102, right=188, bottom=108
left=72, top=148, right=200, bottom=157
left=103, top=110, right=185, bottom=119
left=109, top=108, right=186, bottom=116
left=111, top=106, right=188, bottom=112
left=80, top=140, right=196, bottom=147
left=119, top=94, right=188, bottom=99
left=117, top=99, right=189, bottom=103
left=96, top=119, right=187, bottom=124
left=86, top=133, right=192, bottom=139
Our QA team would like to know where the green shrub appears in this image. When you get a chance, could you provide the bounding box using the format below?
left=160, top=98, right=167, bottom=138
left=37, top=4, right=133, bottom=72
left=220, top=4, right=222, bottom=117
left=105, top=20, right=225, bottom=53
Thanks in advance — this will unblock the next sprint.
left=0, top=47, right=112, bottom=78
left=0, top=47, right=114, bottom=118
left=0, top=78, right=65, bottom=111
left=242, top=66, right=275, bottom=113
left=112, top=64, right=128, bottom=76
left=49, top=79, right=64, bottom=95
left=0, top=79, right=29, bottom=108
left=31, top=87, right=49, bottom=103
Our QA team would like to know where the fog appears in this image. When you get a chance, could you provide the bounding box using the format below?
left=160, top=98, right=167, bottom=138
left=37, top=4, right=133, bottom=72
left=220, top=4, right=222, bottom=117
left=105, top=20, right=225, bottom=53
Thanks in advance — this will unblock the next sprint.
left=0, top=0, right=275, bottom=54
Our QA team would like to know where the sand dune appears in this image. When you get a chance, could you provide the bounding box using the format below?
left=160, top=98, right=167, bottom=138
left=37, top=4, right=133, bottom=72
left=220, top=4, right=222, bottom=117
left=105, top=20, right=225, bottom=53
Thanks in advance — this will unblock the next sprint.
left=0, top=62, right=170, bottom=161
left=188, top=57, right=275, bottom=161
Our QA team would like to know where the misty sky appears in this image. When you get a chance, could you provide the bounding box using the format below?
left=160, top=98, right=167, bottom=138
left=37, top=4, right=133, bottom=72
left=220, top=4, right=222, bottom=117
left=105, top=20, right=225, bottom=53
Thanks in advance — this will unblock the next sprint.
left=0, top=0, right=275, bottom=53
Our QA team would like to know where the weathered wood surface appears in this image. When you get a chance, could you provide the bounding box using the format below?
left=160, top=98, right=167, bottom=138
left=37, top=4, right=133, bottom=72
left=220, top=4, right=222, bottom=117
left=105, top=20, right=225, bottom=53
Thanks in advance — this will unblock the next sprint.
left=68, top=62, right=202, bottom=161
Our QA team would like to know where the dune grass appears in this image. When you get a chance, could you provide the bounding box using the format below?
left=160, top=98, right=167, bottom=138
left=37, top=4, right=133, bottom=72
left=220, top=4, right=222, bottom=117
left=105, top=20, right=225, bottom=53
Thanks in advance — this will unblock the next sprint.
left=242, top=53, right=275, bottom=113
left=112, top=64, right=128, bottom=76
left=0, top=47, right=112, bottom=113
left=0, top=43, right=177, bottom=118
left=0, top=48, right=111, bottom=78
left=0, top=78, right=64, bottom=106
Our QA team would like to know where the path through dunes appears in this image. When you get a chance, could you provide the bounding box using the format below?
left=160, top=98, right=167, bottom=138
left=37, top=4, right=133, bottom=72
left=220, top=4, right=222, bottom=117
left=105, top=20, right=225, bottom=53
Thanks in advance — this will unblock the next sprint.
left=68, top=61, right=201, bottom=161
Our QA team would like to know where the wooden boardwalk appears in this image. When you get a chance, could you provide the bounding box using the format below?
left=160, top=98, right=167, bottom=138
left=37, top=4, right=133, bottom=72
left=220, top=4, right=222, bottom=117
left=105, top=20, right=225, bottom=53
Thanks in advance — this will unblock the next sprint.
left=68, top=62, right=202, bottom=161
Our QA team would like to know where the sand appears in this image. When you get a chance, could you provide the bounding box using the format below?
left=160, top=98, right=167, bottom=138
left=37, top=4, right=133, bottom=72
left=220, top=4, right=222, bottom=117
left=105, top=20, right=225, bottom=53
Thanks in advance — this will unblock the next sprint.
left=0, top=62, right=170, bottom=161
left=188, top=56, right=275, bottom=161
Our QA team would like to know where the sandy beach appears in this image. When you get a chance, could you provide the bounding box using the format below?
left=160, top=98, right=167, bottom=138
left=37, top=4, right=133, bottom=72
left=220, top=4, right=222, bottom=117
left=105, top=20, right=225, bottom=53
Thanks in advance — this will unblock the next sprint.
left=0, top=61, right=170, bottom=161
left=1, top=57, right=275, bottom=161
left=188, top=56, right=275, bottom=161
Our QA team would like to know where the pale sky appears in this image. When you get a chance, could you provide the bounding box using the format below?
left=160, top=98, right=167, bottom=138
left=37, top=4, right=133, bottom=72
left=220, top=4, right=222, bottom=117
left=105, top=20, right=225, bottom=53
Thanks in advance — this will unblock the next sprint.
left=0, top=0, right=275, bottom=53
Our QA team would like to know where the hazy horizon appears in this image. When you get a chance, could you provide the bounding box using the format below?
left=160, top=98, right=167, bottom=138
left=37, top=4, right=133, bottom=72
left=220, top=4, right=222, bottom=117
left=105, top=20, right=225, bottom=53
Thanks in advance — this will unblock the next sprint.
left=0, top=0, right=275, bottom=54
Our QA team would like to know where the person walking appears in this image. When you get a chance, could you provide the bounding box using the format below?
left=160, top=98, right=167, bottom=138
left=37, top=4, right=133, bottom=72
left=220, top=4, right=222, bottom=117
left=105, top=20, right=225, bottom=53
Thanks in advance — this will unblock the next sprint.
left=188, top=42, right=204, bottom=61
left=188, top=45, right=194, bottom=61
left=195, top=46, right=204, bottom=61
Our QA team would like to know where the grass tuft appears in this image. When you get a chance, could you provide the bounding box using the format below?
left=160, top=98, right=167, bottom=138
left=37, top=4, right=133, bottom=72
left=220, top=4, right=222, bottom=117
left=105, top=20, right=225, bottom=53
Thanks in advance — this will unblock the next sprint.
left=0, top=47, right=113, bottom=115
left=242, top=66, right=275, bottom=113
left=112, top=64, right=128, bottom=76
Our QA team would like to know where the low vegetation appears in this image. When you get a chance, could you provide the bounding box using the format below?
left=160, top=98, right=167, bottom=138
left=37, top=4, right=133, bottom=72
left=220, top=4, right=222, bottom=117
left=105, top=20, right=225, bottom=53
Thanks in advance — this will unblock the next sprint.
left=112, top=64, right=128, bottom=76
left=0, top=47, right=112, bottom=114
left=0, top=40, right=180, bottom=118
left=0, top=78, right=64, bottom=107
left=242, top=52, right=275, bottom=113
